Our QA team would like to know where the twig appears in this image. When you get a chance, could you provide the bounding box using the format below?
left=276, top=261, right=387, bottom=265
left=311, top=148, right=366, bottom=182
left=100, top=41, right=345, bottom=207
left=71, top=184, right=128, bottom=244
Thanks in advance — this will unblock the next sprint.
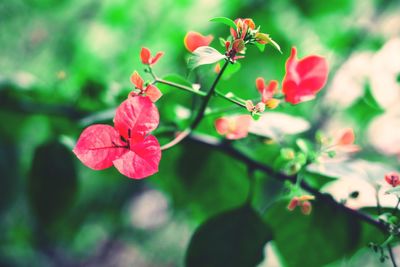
left=187, top=133, right=387, bottom=232
left=161, top=60, right=230, bottom=150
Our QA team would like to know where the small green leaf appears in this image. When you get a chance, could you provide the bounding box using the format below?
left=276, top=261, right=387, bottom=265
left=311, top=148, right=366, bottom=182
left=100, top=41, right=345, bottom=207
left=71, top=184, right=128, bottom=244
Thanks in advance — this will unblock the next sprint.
left=210, top=17, right=237, bottom=30
left=222, top=61, right=241, bottom=79
left=219, top=37, right=226, bottom=47
left=254, top=42, right=265, bottom=52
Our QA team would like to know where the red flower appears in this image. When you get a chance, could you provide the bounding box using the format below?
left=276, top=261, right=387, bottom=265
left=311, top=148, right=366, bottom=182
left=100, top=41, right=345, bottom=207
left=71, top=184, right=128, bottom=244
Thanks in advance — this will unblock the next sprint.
left=184, top=31, right=213, bottom=52
left=140, top=47, right=163, bottom=66
left=215, top=115, right=252, bottom=140
left=282, top=47, right=328, bottom=104
left=385, top=172, right=400, bottom=187
left=130, top=71, right=162, bottom=102
left=73, top=96, right=161, bottom=179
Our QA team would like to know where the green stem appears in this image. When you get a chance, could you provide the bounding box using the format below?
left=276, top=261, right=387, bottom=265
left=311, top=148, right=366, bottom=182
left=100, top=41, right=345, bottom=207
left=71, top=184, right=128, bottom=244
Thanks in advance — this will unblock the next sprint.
left=214, top=90, right=247, bottom=108
left=393, top=198, right=400, bottom=217
left=155, top=78, right=207, bottom=97
left=161, top=60, right=230, bottom=150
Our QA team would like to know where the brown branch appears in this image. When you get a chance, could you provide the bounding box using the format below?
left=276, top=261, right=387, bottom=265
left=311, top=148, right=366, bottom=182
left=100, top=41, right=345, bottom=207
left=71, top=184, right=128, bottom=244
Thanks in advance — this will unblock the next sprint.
left=187, top=133, right=387, bottom=232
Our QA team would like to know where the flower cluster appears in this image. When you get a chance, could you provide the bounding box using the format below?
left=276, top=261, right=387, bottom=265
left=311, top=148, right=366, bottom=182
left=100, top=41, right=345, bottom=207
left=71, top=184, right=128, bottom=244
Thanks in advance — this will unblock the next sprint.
left=73, top=96, right=161, bottom=179
left=73, top=48, right=165, bottom=179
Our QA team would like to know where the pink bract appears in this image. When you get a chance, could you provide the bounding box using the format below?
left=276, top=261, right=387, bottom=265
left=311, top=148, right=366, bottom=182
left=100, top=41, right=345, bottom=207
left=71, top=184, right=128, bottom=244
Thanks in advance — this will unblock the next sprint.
left=73, top=96, right=161, bottom=179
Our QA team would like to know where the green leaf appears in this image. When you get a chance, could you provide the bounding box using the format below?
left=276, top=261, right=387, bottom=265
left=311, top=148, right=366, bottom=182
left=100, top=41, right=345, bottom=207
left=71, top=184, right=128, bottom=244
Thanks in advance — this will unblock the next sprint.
left=185, top=205, right=272, bottom=267
left=188, top=46, right=226, bottom=69
left=264, top=201, right=363, bottom=267
left=222, top=61, right=241, bottom=80
left=151, top=142, right=249, bottom=222
left=210, top=17, right=237, bottom=30
left=254, top=42, right=265, bottom=52
left=28, top=141, right=78, bottom=227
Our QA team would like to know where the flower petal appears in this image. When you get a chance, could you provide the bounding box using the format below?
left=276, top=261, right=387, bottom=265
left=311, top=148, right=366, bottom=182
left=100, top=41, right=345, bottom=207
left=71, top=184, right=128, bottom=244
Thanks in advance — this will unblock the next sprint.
left=113, top=135, right=161, bottom=179
left=151, top=51, right=164, bottom=65
left=140, top=47, right=151, bottom=65
left=337, top=128, right=355, bottom=146
left=114, top=96, right=159, bottom=140
left=229, top=115, right=252, bottom=139
left=282, top=47, right=328, bottom=104
left=130, top=71, right=144, bottom=90
left=145, top=84, right=162, bottom=102
left=215, top=117, right=230, bottom=135
left=184, top=31, right=213, bottom=52
left=256, top=77, right=265, bottom=93
left=73, top=124, right=126, bottom=170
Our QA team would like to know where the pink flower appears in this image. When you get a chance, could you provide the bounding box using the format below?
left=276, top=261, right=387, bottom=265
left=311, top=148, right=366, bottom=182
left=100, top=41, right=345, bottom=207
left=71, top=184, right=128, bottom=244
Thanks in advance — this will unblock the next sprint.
left=184, top=31, right=213, bottom=52
left=215, top=115, right=252, bottom=140
left=73, top=96, right=161, bottom=179
left=140, top=47, right=163, bottom=66
left=282, top=47, right=328, bottom=104
left=130, top=71, right=162, bottom=102
left=385, top=172, right=400, bottom=187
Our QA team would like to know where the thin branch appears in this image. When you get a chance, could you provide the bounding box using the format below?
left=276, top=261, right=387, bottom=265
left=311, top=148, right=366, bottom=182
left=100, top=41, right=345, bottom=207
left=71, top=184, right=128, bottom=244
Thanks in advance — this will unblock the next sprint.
left=161, top=60, right=230, bottom=150
left=187, top=133, right=387, bottom=232
left=155, top=78, right=207, bottom=97
left=388, top=243, right=398, bottom=267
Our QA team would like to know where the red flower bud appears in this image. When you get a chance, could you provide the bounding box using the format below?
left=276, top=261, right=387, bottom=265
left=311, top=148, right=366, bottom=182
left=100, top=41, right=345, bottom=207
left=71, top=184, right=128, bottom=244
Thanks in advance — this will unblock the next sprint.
left=287, top=197, right=299, bottom=211
left=301, top=201, right=312, bottom=215
left=385, top=172, right=400, bottom=187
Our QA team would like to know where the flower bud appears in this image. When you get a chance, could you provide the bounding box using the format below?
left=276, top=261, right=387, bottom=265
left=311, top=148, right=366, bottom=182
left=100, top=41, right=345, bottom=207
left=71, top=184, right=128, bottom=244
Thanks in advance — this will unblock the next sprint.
left=287, top=197, right=299, bottom=211
left=301, top=201, right=312, bottom=215
left=385, top=172, right=400, bottom=187
left=265, top=98, right=280, bottom=109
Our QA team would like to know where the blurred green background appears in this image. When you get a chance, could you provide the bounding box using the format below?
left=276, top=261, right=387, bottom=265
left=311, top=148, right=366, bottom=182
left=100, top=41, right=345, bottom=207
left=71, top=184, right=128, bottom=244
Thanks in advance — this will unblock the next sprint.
left=1, top=0, right=400, bottom=266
